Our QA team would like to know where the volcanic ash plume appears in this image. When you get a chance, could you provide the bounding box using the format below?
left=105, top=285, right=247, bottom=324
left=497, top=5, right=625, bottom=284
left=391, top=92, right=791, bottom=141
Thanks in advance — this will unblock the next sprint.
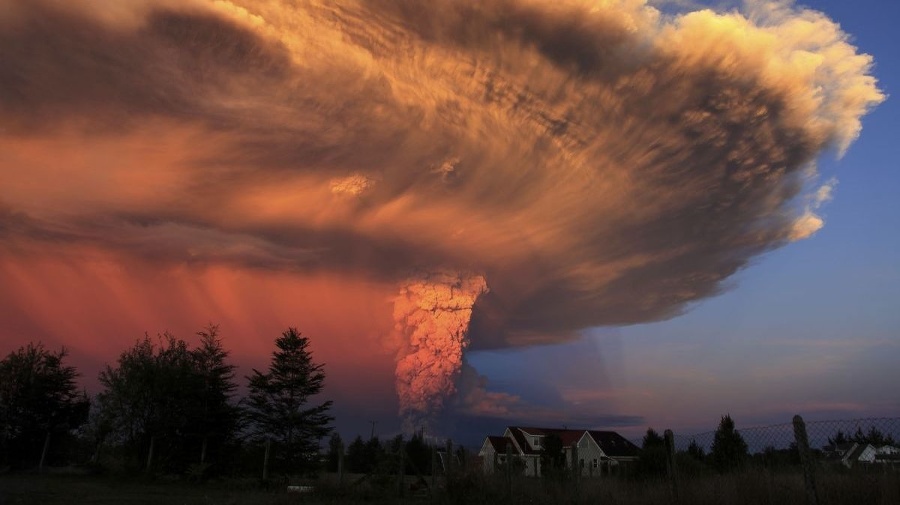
left=0, top=0, right=886, bottom=424
left=392, top=272, right=488, bottom=430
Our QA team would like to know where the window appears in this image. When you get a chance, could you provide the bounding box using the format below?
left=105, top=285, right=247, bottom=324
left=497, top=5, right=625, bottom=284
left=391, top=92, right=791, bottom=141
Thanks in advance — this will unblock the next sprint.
left=592, top=459, right=599, bottom=468
left=533, top=436, right=541, bottom=448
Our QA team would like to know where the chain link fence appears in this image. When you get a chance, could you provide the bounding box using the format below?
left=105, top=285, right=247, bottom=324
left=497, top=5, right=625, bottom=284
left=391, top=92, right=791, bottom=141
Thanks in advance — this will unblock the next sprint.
left=617, top=417, right=900, bottom=504
left=666, top=417, right=899, bottom=466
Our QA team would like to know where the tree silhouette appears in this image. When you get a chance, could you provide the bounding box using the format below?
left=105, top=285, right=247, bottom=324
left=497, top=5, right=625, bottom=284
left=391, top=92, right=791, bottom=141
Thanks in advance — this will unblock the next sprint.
left=539, top=433, right=566, bottom=480
left=638, top=427, right=667, bottom=476
left=405, top=431, right=431, bottom=475
left=687, top=438, right=705, bottom=461
left=97, top=329, right=241, bottom=474
left=346, top=435, right=368, bottom=473
left=98, top=333, right=202, bottom=472
left=0, top=343, right=88, bottom=469
left=191, top=325, right=241, bottom=470
left=828, top=430, right=849, bottom=446
left=710, top=414, right=748, bottom=473
left=831, top=426, right=896, bottom=446
left=245, top=328, right=333, bottom=475
left=326, top=432, right=344, bottom=472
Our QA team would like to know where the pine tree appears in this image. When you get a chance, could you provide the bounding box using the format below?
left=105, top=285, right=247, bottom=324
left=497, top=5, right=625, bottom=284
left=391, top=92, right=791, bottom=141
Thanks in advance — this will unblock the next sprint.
left=638, top=427, right=667, bottom=476
left=828, top=430, right=849, bottom=447
left=687, top=438, right=705, bottom=461
left=405, top=431, right=431, bottom=475
left=191, top=325, right=241, bottom=469
left=710, top=414, right=748, bottom=473
left=326, top=432, right=343, bottom=472
left=346, top=435, right=367, bottom=473
left=245, top=328, right=333, bottom=474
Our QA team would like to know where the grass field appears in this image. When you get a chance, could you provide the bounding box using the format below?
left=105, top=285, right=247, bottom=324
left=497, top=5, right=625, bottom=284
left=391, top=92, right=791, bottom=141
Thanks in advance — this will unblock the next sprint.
left=1, top=468, right=898, bottom=505
left=0, top=473, right=281, bottom=505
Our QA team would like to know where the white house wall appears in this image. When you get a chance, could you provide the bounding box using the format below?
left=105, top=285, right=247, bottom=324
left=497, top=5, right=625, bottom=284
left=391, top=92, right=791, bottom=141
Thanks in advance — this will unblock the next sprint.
left=575, top=434, right=609, bottom=477
left=479, top=440, right=497, bottom=474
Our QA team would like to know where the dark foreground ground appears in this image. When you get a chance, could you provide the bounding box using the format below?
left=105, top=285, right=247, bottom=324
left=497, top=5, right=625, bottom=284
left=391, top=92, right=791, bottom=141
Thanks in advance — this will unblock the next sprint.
left=0, top=473, right=277, bottom=505
left=1, top=469, right=898, bottom=505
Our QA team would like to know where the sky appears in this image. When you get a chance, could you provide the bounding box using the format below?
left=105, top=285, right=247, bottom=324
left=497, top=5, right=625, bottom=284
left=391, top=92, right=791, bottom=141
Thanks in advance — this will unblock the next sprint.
left=0, top=0, right=896, bottom=446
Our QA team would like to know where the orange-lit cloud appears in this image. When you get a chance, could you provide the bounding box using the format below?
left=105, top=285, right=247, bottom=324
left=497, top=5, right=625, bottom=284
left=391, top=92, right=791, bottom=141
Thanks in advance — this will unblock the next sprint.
left=0, top=0, right=883, bottom=427
left=0, top=245, right=398, bottom=414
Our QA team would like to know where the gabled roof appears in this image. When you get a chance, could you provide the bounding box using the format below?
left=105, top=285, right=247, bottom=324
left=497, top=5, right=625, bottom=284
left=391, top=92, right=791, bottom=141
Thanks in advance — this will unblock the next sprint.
left=503, top=427, right=638, bottom=459
left=845, top=443, right=874, bottom=462
left=508, top=427, right=539, bottom=455
left=513, top=427, right=587, bottom=452
left=558, top=430, right=583, bottom=447
left=485, top=436, right=518, bottom=454
left=585, top=430, right=640, bottom=458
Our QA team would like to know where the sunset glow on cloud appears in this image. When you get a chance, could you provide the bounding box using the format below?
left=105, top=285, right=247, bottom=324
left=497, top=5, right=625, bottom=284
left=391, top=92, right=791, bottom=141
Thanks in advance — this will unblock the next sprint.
left=0, top=0, right=884, bottom=432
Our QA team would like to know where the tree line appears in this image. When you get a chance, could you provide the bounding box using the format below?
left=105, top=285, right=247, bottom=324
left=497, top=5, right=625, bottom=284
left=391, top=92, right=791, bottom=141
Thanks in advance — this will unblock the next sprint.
left=635, top=414, right=813, bottom=479
left=0, top=326, right=333, bottom=478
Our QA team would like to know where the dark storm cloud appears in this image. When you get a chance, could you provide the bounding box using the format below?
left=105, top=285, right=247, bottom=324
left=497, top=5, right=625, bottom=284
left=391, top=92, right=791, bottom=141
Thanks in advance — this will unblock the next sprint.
left=0, top=0, right=883, bottom=418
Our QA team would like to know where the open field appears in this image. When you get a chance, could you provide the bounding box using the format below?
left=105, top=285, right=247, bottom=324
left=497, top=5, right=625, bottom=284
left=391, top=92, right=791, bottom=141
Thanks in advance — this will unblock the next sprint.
left=0, top=473, right=286, bottom=505
left=1, top=469, right=899, bottom=505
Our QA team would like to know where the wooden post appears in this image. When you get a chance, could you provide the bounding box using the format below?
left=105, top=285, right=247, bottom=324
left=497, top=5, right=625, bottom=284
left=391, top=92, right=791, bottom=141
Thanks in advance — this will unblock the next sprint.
left=431, top=446, right=436, bottom=493
left=39, top=431, right=51, bottom=473
left=446, top=440, right=453, bottom=477
left=338, top=441, right=345, bottom=486
left=571, top=444, right=580, bottom=501
left=145, top=436, right=156, bottom=474
left=793, top=415, right=819, bottom=505
left=398, top=445, right=406, bottom=497
left=664, top=429, right=679, bottom=504
left=262, top=439, right=271, bottom=481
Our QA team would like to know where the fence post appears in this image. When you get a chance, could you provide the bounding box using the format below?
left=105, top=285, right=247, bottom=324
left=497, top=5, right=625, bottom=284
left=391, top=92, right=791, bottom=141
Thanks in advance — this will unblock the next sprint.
left=572, top=444, right=580, bottom=501
left=431, top=445, right=436, bottom=494
left=664, top=429, right=679, bottom=504
left=145, top=435, right=156, bottom=474
left=793, top=415, right=819, bottom=505
left=398, top=446, right=406, bottom=497
left=338, top=440, right=344, bottom=486
left=446, top=440, right=453, bottom=476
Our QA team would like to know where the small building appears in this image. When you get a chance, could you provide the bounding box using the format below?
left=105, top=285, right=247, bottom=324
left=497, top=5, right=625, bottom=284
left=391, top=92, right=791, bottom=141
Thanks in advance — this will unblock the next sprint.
left=824, top=442, right=878, bottom=468
left=876, top=445, right=899, bottom=456
left=478, top=426, right=639, bottom=477
left=574, top=430, right=640, bottom=476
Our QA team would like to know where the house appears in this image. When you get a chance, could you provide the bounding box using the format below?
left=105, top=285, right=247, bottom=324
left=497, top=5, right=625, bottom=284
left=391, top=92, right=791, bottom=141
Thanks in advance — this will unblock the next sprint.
left=478, top=426, right=639, bottom=477
left=876, top=445, right=899, bottom=456
left=824, top=442, right=878, bottom=468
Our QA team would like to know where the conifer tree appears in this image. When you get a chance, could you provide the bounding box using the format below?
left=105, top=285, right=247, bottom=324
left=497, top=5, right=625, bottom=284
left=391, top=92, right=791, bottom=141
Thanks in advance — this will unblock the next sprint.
left=638, top=427, right=667, bottom=476
left=191, top=325, right=241, bottom=468
left=710, top=414, right=748, bottom=473
left=245, top=328, right=333, bottom=474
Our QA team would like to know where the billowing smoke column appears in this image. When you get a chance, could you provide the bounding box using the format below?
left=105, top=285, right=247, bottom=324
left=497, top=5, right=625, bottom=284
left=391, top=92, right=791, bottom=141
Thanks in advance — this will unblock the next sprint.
left=0, top=0, right=885, bottom=426
left=392, top=272, right=488, bottom=431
